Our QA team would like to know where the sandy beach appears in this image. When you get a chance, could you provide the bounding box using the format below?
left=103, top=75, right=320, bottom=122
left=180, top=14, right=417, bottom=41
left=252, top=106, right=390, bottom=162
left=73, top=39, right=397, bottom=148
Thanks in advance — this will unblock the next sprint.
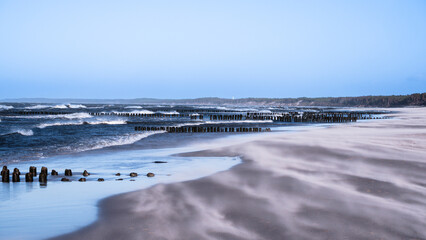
left=52, top=107, right=426, bottom=240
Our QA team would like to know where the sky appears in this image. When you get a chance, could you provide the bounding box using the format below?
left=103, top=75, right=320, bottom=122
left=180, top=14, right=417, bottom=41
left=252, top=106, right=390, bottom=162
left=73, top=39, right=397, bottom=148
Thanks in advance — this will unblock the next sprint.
left=0, top=0, right=425, bottom=99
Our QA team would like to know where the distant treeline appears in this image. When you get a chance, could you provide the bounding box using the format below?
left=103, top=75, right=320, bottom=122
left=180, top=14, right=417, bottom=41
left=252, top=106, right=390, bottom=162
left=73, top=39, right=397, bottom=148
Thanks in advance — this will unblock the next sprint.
left=161, top=93, right=426, bottom=107
left=3, top=93, right=425, bottom=107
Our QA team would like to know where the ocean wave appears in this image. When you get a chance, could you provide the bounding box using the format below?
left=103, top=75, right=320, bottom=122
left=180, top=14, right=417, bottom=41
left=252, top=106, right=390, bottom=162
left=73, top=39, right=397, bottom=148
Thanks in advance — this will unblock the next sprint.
left=125, top=106, right=143, bottom=109
left=17, top=129, right=34, bottom=136
left=157, top=111, right=180, bottom=115
left=4, top=112, right=93, bottom=120
left=1, top=129, right=34, bottom=136
left=88, top=120, right=127, bottom=125
left=25, top=105, right=51, bottom=109
left=67, top=104, right=87, bottom=109
left=174, top=122, right=205, bottom=127
left=53, top=104, right=68, bottom=109
left=112, top=110, right=155, bottom=115
left=0, top=105, right=14, bottom=110
left=79, top=131, right=164, bottom=152
left=37, top=119, right=127, bottom=129
left=51, top=104, right=87, bottom=109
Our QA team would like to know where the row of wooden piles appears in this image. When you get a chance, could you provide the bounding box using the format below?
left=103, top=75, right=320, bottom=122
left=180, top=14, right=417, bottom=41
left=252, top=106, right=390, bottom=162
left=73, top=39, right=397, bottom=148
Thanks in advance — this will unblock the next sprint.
left=1, top=166, right=80, bottom=183
left=135, top=126, right=270, bottom=133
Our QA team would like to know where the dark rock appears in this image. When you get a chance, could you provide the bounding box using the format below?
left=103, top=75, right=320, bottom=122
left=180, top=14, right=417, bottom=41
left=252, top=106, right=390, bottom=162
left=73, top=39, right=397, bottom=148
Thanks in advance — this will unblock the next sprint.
left=39, top=172, right=47, bottom=182
left=130, top=172, right=138, bottom=177
left=147, top=172, right=155, bottom=177
left=65, top=169, right=72, bottom=176
left=12, top=172, right=20, bottom=182
left=51, top=170, right=58, bottom=176
left=115, top=173, right=121, bottom=176
left=78, top=178, right=86, bottom=182
left=25, top=173, right=33, bottom=182
left=83, top=170, right=90, bottom=177
left=153, top=161, right=167, bottom=164
left=61, top=177, right=70, bottom=182
left=116, top=178, right=123, bottom=181
left=130, top=179, right=135, bottom=181
left=97, top=178, right=104, bottom=182
left=29, top=166, right=37, bottom=177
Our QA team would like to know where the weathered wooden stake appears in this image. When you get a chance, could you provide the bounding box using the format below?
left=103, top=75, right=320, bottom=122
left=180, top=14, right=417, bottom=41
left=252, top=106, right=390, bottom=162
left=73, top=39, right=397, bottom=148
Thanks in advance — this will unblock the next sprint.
left=65, top=169, right=72, bottom=176
left=39, top=172, right=47, bottom=183
left=25, top=173, right=33, bottom=182
left=29, top=166, right=37, bottom=177
left=12, top=172, right=20, bottom=182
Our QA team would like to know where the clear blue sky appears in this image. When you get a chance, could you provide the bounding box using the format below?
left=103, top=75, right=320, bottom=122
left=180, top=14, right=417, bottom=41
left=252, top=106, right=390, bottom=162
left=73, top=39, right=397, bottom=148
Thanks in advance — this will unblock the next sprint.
left=0, top=0, right=425, bottom=99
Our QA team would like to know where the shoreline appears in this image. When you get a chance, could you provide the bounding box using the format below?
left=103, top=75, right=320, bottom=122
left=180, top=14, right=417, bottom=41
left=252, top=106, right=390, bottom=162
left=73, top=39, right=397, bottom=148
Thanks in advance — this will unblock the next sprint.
left=51, top=108, right=426, bottom=240
left=0, top=133, right=244, bottom=240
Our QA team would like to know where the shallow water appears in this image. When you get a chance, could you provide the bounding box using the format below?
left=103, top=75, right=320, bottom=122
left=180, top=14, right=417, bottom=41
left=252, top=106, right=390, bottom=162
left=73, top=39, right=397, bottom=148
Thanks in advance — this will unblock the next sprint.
left=0, top=146, right=241, bottom=240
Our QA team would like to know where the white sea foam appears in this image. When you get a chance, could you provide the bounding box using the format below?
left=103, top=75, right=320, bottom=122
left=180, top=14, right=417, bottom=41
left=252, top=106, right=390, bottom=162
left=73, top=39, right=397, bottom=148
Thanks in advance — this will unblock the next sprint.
left=4, top=112, right=93, bottom=120
left=125, top=106, right=143, bottom=109
left=67, top=104, right=87, bottom=109
left=80, top=131, right=164, bottom=152
left=52, top=104, right=87, bottom=109
left=88, top=120, right=127, bottom=125
left=25, top=105, right=51, bottom=109
left=0, top=129, right=34, bottom=136
left=0, top=105, right=14, bottom=110
left=112, top=110, right=155, bottom=115
left=53, top=104, right=68, bottom=109
left=174, top=122, right=205, bottom=127
left=37, top=122, right=75, bottom=129
left=17, top=129, right=34, bottom=136
left=157, top=111, right=180, bottom=115
left=48, top=112, right=93, bottom=119
left=37, top=119, right=127, bottom=129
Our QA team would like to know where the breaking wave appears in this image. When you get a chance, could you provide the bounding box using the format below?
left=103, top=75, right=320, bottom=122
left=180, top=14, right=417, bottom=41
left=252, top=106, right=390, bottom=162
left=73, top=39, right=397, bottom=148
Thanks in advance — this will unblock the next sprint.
left=67, top=104, right=87, bottom=109
left=25, top=105, right=51, bottom=109
left=112, top=110, right=155, bottom=115
left=53, top=104, right=68, bottom=109
left=125, top=106, right=143, bottom=109
left=157, top=111, right=180, bottom=115
left=0, top=105, right=14, bottom=110
left=1, top=129, right=34, bottom=136
left=52, top=104, right=87, bottom=109
left=5, top=112, right=93, bottom=120
left=37, top=120, right=127, bottom=129
left=77, top=131, right=164, bottom=152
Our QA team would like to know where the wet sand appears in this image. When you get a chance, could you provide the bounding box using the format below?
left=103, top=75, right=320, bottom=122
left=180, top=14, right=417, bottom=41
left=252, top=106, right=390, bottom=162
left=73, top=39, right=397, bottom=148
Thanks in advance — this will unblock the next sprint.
left=52, top=108, right=426, bottom=240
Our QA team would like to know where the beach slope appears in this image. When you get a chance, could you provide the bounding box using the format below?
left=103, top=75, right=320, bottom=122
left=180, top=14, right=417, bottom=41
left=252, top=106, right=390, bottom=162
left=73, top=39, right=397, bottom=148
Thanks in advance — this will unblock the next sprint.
left=52, top=108, right=426, bottom=240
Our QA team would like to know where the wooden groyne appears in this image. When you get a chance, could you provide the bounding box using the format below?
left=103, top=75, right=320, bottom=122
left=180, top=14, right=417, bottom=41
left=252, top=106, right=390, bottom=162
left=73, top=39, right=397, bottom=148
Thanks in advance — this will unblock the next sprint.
left=9, top=110, right=386, bottom=123
left=90, top=112, right=204, bottom=119
left=1, top=165, right=156, bottom=183
left=12, top=111, right=69, bottom=115
left=134, top=126, right=270, bottom=133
